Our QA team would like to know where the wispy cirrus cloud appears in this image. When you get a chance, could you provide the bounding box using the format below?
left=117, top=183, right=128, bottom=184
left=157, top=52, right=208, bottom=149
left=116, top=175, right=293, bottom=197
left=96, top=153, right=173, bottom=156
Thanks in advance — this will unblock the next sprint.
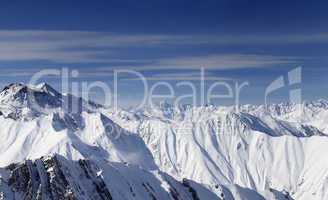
left=0, top=53, right=301, bottom=79
left=1, top=30, right=328, bottom=45
left=149, top=54, right=299, bottom=69
left=104, top=54, right=302, bottom=72
left=119, top=71, right=235, bottom=81
left=0, top=30, right=318, bottom=69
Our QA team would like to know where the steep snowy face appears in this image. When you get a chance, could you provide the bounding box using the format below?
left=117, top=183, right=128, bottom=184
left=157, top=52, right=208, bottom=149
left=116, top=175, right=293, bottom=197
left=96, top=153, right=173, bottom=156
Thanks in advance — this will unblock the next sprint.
left=1, top=155, right=295, bottom=200
left=0, top=83, right=61, bottom=119
left=239, top=101, right=328, bottom=134
left=0, top=155, right=221, bottom=200
left=0, top=83, right=100, bottom=120
left=103, top=102, right=328, bottom=200
left=0, top=83, right=156, bottom=171
left=1, top=83, right=328, bottom=200
left=0, top=83, right=224, bottom=200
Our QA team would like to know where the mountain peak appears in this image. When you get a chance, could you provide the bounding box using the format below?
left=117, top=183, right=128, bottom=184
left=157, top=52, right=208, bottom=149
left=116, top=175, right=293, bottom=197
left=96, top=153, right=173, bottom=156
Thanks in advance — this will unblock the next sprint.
left=1, top=82, right=27, bottom=94
left=33, top=82, right=61, bottom=97
left=0, top=83, right=102, bottom=120
left=0, top=83, right=63, bottom=119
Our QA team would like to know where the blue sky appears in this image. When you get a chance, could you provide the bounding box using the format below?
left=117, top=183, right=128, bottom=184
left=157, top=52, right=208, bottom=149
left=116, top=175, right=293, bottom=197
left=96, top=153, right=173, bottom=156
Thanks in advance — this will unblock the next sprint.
left=0, top=0, right=327, bottom=107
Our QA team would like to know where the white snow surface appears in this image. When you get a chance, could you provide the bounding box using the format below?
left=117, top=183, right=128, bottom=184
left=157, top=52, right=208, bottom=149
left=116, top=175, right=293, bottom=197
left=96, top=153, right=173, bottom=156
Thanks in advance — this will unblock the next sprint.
left=0, top=83, right=328, bottom=199
left=103, top=101, right=328, bottom=200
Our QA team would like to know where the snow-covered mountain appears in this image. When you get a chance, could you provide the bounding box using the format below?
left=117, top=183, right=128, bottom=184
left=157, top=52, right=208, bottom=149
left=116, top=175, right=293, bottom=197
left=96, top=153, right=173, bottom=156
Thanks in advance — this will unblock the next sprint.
left=103, top=101, right=328, bottom=200
left=0, top=155, right=222, bottom=200
left=0, top=83, right=328, bottom=200
left=0, top=83, right=221, bottom=200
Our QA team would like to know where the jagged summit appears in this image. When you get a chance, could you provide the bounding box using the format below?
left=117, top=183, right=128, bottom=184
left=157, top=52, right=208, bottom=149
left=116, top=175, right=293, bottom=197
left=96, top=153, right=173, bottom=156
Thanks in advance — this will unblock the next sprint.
left=33, top=82, right=62, bottom=97
left=0, top=154, right=220, bottom=200
left=102, top=98, right=328, bottom=199
left=1, top=82, right=328, bottom=199
left=0, top=82, right=61, bottom=104
left=0, top=83, right=100, bottom=119
left=0, top=82, right=157, bottom=167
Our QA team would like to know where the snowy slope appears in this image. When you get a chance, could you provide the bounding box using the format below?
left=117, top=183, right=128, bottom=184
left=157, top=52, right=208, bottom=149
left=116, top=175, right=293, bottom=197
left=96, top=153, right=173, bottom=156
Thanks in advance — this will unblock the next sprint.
left=0, top=155, right=219, bottom=200
left=0, top=83, right=225, bottom=200
left=0, top=83, right=157, bottom=170
left=103, top=103, right=328, bottom=200
left=0, top=83, right=327, bottom=199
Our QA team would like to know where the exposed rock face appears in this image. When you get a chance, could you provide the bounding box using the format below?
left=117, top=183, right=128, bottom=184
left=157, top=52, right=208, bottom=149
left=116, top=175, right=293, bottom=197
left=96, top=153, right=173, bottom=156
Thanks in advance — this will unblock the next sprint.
left=1, top=83, right=326, bottom=199
left=0, top=155, right=216, bottom=200
left=3, top=156, right=112, bottom=200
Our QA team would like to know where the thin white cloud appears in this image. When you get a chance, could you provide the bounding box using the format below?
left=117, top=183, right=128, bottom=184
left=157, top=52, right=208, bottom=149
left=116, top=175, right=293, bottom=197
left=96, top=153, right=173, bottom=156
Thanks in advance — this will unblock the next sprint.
left=153, top=54, right=298, bottom=69
left=0, top=67, right=115, bottom=78
left=0, top=53, right=300, bottom=81
left=0, top=67, right=46, bottom=77
left=0, top=30, right=317, bottom=67
left=120, top=71, right=235, bottom=81
left=105, top=54, right=300, bottom=71
left=1, top=30, right=328, bottom=45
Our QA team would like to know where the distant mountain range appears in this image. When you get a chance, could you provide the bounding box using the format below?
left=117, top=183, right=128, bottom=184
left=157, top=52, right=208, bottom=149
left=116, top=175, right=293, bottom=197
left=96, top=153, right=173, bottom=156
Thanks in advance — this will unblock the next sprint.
left=1, top=83, right=328, bottom=199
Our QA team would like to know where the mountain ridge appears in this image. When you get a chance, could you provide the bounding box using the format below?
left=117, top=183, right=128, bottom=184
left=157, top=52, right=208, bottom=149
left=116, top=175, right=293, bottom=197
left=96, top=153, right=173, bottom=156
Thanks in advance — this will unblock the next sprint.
left=0, top=83, right=327, bottom=199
